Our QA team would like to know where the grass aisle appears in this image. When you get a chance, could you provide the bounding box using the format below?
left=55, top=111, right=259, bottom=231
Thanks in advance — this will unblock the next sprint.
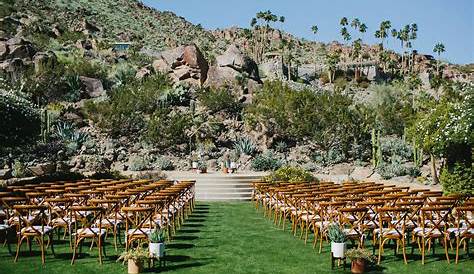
left=0, top=202, right=472, bottom=273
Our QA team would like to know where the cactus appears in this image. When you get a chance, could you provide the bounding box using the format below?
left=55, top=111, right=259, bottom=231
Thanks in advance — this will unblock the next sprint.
left=40, top=108, right=52, bottom=143
left=371, top=128, right=382, bottom=167
left=412, top=139, right=423, bottom=167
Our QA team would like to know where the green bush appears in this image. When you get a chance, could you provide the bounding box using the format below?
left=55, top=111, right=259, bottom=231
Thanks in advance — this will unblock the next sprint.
left=376, top=156, right=420, bottom=179
left=84, top=74, right=172, bottom=137
left=380, top=136, right=412, bottom=161
left=440, top=164, right=473, bottom=195
left=128, top=155, right=150, bottom=171
left=155, top=157, right=175, bottom=171
left=311, top=149, right=346, bottom=166
left=265, top=165, right=315, bottom=182
left=246, top=81, right=367, bottom=155
left=251, top=150, right=283, bottom=171
left=198, top=88, right=242, bottom=114
left=0, top=89, right=40, bottom=146
left=146, top=109, right=192, bottom=149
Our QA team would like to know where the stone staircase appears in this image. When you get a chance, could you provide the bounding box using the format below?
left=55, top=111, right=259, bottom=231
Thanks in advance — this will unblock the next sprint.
left=164, top=171, right=265, bottom=201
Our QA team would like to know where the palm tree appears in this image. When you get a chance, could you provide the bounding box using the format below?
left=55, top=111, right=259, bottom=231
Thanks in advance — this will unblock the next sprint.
left=433, top=42, right=445, bottom=75
left=350, top=18, right=361, bottom=30
left=325, top=52, right=340, bottom=83
left=375, top=20, right=391, bottom=49
left=311, top=25, right=319, bottom=77
left=340, top=17, right=348, bottom=27
left=408, top=23, right=418, bottom=71
left=341, top=27, right=351, bottom=44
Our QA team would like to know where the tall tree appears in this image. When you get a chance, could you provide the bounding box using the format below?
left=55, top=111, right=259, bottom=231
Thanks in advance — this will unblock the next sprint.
left=375, top=20, right=392, bottom=48
left=311, top=25, right=319, bottom=77
left=433, top=42, right=446, bottom=75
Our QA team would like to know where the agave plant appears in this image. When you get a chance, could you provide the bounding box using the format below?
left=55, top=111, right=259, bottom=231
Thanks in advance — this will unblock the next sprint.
left=149, top=228, right=165, bottom=243
left=234, top=137, right=257, bottom=156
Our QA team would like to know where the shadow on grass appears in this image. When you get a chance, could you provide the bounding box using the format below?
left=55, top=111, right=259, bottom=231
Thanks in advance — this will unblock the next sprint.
left=166, top=243, right=195, bottom=249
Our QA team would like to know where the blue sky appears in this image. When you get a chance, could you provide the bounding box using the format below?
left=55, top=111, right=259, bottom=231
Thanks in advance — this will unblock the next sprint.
left=143, top=0, right=474, bottom=64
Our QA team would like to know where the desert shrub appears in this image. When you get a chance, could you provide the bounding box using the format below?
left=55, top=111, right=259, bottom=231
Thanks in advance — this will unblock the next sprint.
left=146, top=109, right=192, bottom=149
left=60, top=54, right=108, bottom=81
left=334, top=77, right=348, bottom=91
left=440, top=164, right=473, bottom=195
left=128, top=155, right=150, bottom=171
left=319, top=72, right=330, bottom=84
left=155, top=157, right=175, bottom=171
left=265, top=165, right=315, bottom=182
left=364, top=84, right=415, bottom=136
left=246, top=81, right=367, bottom=155
left=198, top=88, right=242, bottom=114
left=159, top=85, right=191, bottom=107
left=311, top=149, right=346, bottom=166
left=251, top=150, right=283, bottom=171
left=12, top=160, right=30, bottom=178
left=110, top=62, right=136, bottom=86
left=380, top=136, right=412, bottom=160
left=376, top=156, right=420, bottom=179
left=234, top=137, right=257, bottom=156
left=0, top=88, right=40, bottom=146
left=84, top=74, right=172, bottom=137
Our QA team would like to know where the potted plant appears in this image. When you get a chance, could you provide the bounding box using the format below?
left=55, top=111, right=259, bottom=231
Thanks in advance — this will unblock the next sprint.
left=229, top=150, right=239, bottom=173
left=190, top=155, right=199, bottom=169
left=149, top=228, right=165, bottom=258
left=327, top=224, right=347, bottom=259
left=345, top=248, right=375, bottom=274
left=222, top=154, right=230, bottom=174
left=196, top=161, right=207, bottom=173
left=117, top=247, right=150, bottom=274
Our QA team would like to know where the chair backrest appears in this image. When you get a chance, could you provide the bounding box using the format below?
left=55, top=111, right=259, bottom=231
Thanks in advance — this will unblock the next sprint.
left=454, top=206, right=474, bottom=237
left=377, top=206, right=409, bottom=237
left=13, top=205, right=49, bottom=235
left=420, top=205, right=452, bottom=234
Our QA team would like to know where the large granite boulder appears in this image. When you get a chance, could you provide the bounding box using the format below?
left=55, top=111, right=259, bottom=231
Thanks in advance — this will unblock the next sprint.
left=152, top=44, right=208, bottom=86
left=79, top=76, right=105, bottom=98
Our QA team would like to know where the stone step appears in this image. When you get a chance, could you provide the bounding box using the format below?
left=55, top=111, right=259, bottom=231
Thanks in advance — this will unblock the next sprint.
left=195, top=187, right=253, bottom=194
left=196, top=192, right=253, bottom=201
left=195, top=196, right=252, bottom=201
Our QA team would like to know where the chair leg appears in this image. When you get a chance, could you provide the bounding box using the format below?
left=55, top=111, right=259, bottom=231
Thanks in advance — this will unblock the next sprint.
left=71, top=237, right=79, bottom=265
left=402, top=238, right=407, bottom=264
left=421, top=237, right=425, bottom=265
left=15, top=236, right=26, bottom=263
left=455, top=237, right=460, bottom=264
left=444, top=236, right=450, bottom=264
left=40, top=236, right=45, bottom=265
left=98, top=236, right=102, bottom=265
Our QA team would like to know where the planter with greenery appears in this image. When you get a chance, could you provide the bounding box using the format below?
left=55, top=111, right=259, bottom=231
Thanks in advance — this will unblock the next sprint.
left=328, top=224, right=347, bottom=258
left=117, top=247, right=150, bottom=274
left=149, top=228, right=165, bottom=258
left=345, top=248, right=376, bottom=274
left=196, top=161, right=207, bottom=173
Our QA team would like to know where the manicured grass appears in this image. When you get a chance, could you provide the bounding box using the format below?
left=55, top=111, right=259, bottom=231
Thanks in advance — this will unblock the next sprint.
left=0, top=202, right=472, bottom=273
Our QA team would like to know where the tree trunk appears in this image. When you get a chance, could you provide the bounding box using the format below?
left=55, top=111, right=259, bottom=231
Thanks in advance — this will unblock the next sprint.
left=430, top=153, right=439, bottom=185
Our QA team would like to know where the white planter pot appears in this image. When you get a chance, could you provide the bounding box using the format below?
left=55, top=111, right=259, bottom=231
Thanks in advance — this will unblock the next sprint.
left=191, top=162, right=198, bottom=169
left=149, top=242, right=165, bottom=258
left=331, top=242, right=346, bottom=258
left=230, top=162, right=237, bottom=169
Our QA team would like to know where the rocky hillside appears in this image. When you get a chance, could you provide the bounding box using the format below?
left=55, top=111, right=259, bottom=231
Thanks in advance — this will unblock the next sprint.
left=0, top=0, right=472, bottom=192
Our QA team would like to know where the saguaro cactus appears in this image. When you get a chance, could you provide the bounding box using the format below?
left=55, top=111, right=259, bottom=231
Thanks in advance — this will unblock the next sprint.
left=40, top=108, right=52, bottom=143
left=371, top=128, right=382, bottom=167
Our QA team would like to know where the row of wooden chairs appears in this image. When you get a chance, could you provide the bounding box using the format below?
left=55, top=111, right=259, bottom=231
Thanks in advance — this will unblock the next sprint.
left=252, top=181, right=473, bottom=265
left=0, top=178, right=195, bottom=265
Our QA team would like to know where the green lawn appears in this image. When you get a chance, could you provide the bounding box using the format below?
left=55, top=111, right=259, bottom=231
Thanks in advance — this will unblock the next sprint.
left=0, top=202, right=472, bottom=273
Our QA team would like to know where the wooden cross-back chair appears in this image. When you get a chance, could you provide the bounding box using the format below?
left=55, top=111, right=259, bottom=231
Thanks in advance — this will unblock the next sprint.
left=339, top=207, right=369, bottom=248
left=376, top=206, right=410, bottom=264
left=70, top=206, right=106, bottom=265
left=316, top=201, right=346, bottom=253
left=415, top=205, right=452, bottom=264
left=450, top=206, right=474, bottom=263
left=45, top=197, right=74, bottom=242
left=122, top=206, right=154, bottom=250
left=13, top=205, right=55, bottom=265
left=89, top=198, right=123, bottom=251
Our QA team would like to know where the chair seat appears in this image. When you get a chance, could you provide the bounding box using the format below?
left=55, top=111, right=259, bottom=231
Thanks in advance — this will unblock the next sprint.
left=446, top=227, right=474, bottom=236
left=314, top=221, right=331, bottom=228
left=95, top=219, right=123, bottom=226
left=21, top=225, right=53, bottom=235
left=375, top=228, right=403, bottom=237
left=76, top=228, right=106, bottom=237
left=0, top=224, right=9, bottom=231
left=343, top=228, right=360, bottom=237
left=51, top=217, right=75, bottom=226
left=127, top=228, right=152, bottom=236
left=413, top=227, right=442, bottom=237
left=300, top=214, right=318, bottom=221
